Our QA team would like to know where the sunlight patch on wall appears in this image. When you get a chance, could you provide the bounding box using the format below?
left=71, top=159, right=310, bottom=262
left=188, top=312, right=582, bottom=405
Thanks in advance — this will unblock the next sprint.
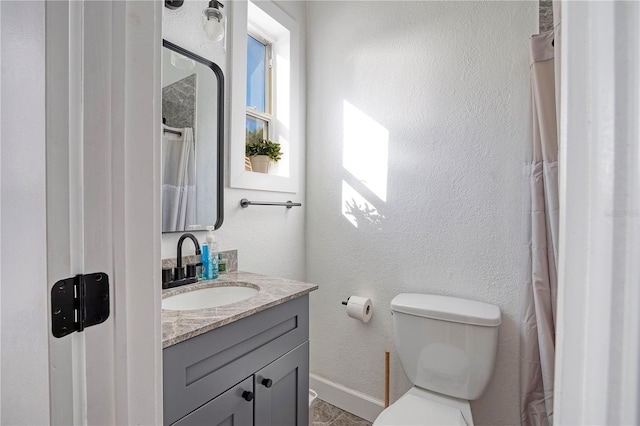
left=341, top=181, right=385, bottom=229
left=342, top=100, right=389, bottom=202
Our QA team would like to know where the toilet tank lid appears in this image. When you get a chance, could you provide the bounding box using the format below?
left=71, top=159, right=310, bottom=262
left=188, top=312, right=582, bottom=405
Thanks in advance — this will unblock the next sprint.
left=391, top=293, right=501, bottom=326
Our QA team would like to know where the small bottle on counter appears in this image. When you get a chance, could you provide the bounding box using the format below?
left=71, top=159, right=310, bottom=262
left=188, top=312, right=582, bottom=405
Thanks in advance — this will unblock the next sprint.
left=218, top=253, right=228, bottom=274
left=196, top=260, right=203, bottom=280
left=201, top=242, right=210, bottom=280
left=206, top=226, right=218, bottom=279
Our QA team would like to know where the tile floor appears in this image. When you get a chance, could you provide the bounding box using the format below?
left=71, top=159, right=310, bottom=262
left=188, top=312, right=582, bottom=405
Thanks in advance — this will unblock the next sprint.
left=312, top=399, right=372, bottom=426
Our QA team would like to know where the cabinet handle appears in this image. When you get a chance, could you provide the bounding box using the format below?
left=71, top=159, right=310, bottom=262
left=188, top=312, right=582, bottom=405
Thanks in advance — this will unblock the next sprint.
left=261, top=378, right=273, bottom=388
left=242, top=391, right=254, bottom=402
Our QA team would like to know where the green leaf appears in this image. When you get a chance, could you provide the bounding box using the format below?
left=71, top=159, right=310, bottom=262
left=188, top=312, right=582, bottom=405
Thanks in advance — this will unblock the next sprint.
left=245, top=138, right=283, bottom=162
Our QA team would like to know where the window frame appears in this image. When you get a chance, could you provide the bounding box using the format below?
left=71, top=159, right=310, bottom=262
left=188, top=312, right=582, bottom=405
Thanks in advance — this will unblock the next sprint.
left=229, top=0, right=300, bottom=193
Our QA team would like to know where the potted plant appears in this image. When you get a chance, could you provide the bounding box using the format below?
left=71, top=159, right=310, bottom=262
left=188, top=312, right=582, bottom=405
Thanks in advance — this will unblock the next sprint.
left=245, top=139, right=283, bottom=174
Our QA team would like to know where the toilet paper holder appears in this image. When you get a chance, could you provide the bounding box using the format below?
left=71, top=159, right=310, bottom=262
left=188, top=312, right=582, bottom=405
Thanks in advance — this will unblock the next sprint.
left=342, top=296, right=371, bottom=316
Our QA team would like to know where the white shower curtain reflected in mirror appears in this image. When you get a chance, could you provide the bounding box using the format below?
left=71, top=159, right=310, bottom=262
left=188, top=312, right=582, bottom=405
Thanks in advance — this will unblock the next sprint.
left=162, top=126, right=196, bottom=232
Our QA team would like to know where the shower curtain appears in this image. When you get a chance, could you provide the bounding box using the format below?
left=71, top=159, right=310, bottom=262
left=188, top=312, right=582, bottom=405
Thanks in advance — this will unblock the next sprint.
left=162, top=126, right=196, bottom=232
left=519, top=23, right=559, bottom=426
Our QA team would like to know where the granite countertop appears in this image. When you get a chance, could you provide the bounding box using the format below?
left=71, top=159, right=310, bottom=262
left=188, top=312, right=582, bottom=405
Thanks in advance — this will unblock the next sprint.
left=162, top=271, right=317, bottom=348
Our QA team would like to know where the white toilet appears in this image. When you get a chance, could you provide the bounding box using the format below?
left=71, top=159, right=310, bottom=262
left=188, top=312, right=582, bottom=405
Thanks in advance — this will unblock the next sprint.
left=374, top=293, right=501, bottom=426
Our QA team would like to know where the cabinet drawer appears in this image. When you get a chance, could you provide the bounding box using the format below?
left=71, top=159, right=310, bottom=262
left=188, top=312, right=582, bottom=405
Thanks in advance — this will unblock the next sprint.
left=164, top=295, right=309, bottom=425
left=172, top=376, right=254, bottom=426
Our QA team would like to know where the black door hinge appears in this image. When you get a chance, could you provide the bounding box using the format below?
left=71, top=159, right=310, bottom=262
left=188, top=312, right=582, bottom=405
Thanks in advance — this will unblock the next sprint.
left=51, top=273, right=110, bottom=338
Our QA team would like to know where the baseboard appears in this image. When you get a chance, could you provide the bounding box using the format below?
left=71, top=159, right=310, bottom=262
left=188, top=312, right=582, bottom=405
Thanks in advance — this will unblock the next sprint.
left=309, top=374, right=385, bottom=423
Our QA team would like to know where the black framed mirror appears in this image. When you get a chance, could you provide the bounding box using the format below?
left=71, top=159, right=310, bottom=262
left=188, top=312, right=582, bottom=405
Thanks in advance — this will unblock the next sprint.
left=162, top=39, right=224, bottom=232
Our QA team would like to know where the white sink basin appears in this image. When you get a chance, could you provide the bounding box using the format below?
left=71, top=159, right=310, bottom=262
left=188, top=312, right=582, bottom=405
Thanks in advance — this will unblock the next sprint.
left=162, top=286, right=259, bottom=311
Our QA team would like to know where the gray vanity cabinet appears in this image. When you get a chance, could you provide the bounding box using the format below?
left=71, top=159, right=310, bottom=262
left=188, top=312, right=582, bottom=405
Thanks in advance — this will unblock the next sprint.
left=164, top=295, right=309, bottom=426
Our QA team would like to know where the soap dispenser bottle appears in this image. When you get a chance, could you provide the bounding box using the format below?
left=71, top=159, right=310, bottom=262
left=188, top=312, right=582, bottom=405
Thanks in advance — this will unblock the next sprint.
left=205, top=226, right=218, bottom=279
left=201, top=239, right=209, bottom=280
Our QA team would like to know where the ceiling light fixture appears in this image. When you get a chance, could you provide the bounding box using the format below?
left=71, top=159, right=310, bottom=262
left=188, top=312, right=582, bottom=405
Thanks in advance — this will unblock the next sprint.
left=203, top=1, right=225, bottom=43
left=165, top=0, right=184, bottom=10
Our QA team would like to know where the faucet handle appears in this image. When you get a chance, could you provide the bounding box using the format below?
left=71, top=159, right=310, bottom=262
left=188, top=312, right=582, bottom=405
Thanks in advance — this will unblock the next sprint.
left=162, top=268, right=173, bottom=288
left=186, top=264, right=197, bottom=278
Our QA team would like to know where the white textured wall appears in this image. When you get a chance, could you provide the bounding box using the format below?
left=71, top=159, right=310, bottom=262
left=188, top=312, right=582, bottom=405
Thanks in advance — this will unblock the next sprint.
left=306, top=2, right=535, bottom=425
left=162, top=0, right=307, bottom=280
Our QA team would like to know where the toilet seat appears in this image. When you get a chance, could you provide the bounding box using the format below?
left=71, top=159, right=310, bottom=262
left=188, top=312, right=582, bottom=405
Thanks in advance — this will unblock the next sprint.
left=373, top=388, right=469, bottom=426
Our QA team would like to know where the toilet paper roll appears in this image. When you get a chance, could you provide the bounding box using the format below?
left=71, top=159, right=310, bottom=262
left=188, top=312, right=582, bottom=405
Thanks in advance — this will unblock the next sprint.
left=346, top=296, right=373, bottom=323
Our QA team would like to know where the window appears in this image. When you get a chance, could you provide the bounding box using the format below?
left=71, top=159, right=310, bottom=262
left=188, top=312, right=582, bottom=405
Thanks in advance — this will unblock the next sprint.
left=246, top=33, right=272, bottom=145
left=230, top=0, right=300, bottom=192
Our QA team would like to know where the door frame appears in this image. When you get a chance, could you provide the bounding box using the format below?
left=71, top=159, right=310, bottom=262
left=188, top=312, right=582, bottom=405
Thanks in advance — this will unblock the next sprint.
left=0, top=2, right=51, bottom=423
left=1, top=1, right=163, bottom=424
left=555, top=1, right=640, bottom=424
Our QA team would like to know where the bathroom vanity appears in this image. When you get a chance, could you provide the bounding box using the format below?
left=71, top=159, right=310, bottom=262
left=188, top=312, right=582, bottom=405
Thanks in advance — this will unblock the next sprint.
left=162, top=271, right=317, bottom=426
left=160, top=34, right=313, bottom=425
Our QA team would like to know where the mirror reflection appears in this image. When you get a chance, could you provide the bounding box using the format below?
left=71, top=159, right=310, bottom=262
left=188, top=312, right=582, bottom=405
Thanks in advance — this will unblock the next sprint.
left=162, top=40, right=224, bottom=233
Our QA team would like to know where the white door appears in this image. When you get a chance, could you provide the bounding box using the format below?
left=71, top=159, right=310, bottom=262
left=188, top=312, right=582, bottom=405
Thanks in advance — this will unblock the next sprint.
left=1, top=1, right=162, bottom=424
left=555, top=1, right=640, bottom=424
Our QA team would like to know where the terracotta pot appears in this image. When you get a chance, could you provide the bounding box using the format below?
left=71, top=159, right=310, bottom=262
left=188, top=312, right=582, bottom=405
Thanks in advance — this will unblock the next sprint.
left=249, top=155, right=271, bottom=174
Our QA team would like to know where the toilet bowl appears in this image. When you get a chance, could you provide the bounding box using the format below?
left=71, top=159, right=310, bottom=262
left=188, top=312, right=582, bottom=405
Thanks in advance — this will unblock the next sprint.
left=373, top=293, right=501, bottom=426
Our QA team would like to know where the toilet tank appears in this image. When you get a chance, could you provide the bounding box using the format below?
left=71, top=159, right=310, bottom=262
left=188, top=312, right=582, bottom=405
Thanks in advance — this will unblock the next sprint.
left=391, top=293, right=501, bottom=400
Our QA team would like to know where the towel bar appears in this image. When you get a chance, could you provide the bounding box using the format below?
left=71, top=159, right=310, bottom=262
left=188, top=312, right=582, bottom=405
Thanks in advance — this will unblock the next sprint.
left=239, top=199, right=302, bottom=209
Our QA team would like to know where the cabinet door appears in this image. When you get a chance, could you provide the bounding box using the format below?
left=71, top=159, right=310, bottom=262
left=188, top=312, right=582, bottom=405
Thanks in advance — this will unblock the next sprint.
left=173, top=377, right=254, bottom=426
left=254, top=342, right=309, bottom=426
